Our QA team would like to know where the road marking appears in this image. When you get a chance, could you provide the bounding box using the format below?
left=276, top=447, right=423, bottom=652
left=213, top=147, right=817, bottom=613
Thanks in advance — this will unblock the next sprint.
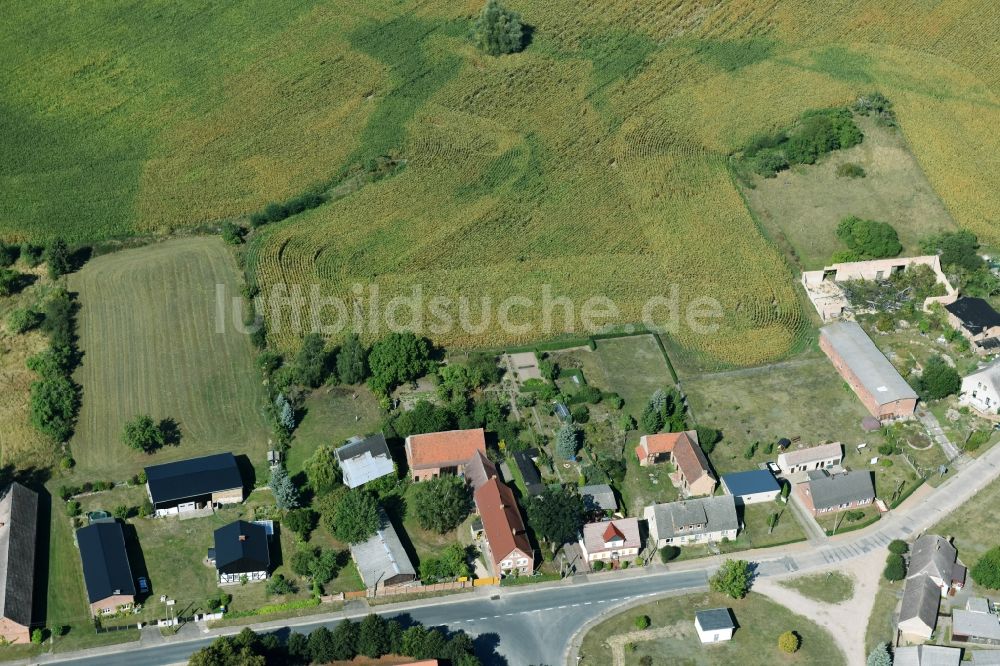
left=558, top=605, right=566, bottom=609
left=479, top=617, right=487, bottom=620
left=583, top=601, right=592, bottom=605
left=571, top=603, right=580, bottom=607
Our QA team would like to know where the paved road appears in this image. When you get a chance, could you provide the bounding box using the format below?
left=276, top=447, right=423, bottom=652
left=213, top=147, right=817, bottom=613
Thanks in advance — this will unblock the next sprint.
left=41, top=440, right=1000, bottom=666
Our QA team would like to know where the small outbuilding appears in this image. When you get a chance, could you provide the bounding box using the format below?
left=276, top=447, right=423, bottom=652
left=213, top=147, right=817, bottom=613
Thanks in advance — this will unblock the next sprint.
left=695, top=608, right=735, bottom=643
left=720, top=470, right=780, bottom=504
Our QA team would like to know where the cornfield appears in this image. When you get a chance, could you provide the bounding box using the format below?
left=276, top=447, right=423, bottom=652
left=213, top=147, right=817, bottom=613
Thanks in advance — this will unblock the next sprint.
left=2, top=0, right=998, bottom=366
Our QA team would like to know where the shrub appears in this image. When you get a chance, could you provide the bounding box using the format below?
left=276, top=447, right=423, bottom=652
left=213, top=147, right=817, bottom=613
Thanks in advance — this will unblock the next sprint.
left=836, top=162, right=866, bottom=178
left=471, top=0, right=524, bottom=56
left=221, top=222, right=245, bottom=245
left=888, top=539, right=909, bottom=555
left=591, top=560, right=605, bottom=571
left=60, top=456, right=74, bottom=470
left=845, top=509, right=866, bottom=522
left=21, top=243, right=43, bottom=267
left=854, top=92, right=897, bottom=126
left=836, top=216, right=902, bottom=259
left=883, top=553, right=906, bottom=581
left=972, top=547, right=1000, bottom=589
left=777, top=631, right=800, bottom=653
left=877, top=443, right=894, bottom=456
left=634, top=615, right=650, bottom=630
left=709, top=559, right=751, bottom=599
left=138, top=499, right=153, bottom=518
left=914, top=356, right=961, bottom=400
left=571, top=405, right=590, bottom=424
left=65, top=501, right=80, bottom=517
left=266, top=574, right=297, bottom=595
left=112, top=505, right=129, bottom=520
left=31, top=628, right=43, bottom=645
left=743, top=441, right=758, bottom=460
left=6, top=308, right=42, bottom=334
left=660, top=546, right=681, bottom=563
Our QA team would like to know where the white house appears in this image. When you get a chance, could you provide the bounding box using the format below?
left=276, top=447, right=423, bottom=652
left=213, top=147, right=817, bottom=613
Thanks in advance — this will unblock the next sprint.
left=961, top=360, right=1000, bottom=415
left=578, top=518, right=640, bottom=565
left=695, top=608, right=735, bottom=643
left=776, top=442, right=843, bottom=474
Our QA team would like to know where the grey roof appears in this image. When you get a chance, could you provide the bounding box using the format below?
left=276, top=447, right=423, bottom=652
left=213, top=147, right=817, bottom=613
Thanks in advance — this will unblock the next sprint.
left=646, top=495, right=739, bottom=540
left=463, top=450, right=498, bottom=492
left=580, top=484, right=617, bottom=512
left=696, top=608, right=735, bottom=631
left=908, top=534, right=957, bottom=582
left=349, top=512, right=416, bottom=589
left=779, top=442, right=843, bottom=468
left=335, top=434, right=394, bottom=488
left=820, top=321, right=917, bottom=405
left=899, top=575, right=941, bottom=632
left=972, top=651, right=1000, bottom=665
left=0, top=483, right=38, bottom=627
left=954, top=608, right=1000, bottom=641
left=721, top=470, right=780, bottom=497
left=807, top=470, right=875, bottom=511
left=894, top=645, right=961, bottom=666
left=968, top=597, right=992, bottom=614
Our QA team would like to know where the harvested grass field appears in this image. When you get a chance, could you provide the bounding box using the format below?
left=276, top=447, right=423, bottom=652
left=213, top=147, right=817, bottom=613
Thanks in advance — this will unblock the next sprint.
left=743, top=115, right=958, bottom=270
left=67, top=238, right=270, bottom=481
left=286, top=386, right=384, bottom=477
left=578, top=590, right=844, bottom=666
left=3, top=2, right=999, bottom=369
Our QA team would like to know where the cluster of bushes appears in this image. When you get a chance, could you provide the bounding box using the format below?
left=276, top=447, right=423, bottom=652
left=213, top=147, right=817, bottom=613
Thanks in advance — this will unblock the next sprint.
left=419, top=543, right=472, bottom=583
left=189, top=618, right=482, bottom=665
left=218, top=597, right=321, bottom=622
left=58, top=480, right=116, bottom=500
left=853, top=92, right=897, bottom=127
left=972, top=546, right=1000, bottom=589
left=965, top=430, right=991, bottom=452
left=743, top=107, right=863, bottom=178
left=249, top=192, right=326, bottom=228
left=833, top=215, right=901, bottom=261
left=639, top=387, right=687, bottom=434
left=920, top=230, right=1000, bottom=298
left=28, top=289, right=82, bottom=442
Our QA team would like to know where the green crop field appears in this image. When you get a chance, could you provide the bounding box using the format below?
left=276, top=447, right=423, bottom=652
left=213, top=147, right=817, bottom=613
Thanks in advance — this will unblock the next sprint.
left=67, top=237, right=270, bottom=480
left=2, top=1, right=998, bottom=368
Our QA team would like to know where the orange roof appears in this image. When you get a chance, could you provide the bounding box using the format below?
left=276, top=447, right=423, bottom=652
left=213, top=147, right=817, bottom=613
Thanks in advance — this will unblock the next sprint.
left=406, top=428, right=486, bottom=470
left=474, top=478, right=531, bottom=567
left=602, top=522, right=625, bottom=542
left=671, top=431, right=713, bottom=484
left=640, top=432, right=684, bottom=455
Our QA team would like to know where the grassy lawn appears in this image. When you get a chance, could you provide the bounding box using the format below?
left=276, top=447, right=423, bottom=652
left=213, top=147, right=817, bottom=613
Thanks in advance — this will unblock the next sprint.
left=286, top=385, right=384, bottom=477
left=578, top=590, right=844, bottom=665
left=815, top=504, right=881, bottom=535
left=619, top=450, right=678, bottom=518
left=67, top=238, right=271, bottom=483
left=927, top=398, right=1000, bottom=458
left=742, top=114, right=957, bottom=271
left=740, top=501, right=806, bottom=549
left=778, top=572, right=855, bottom=605
left=865, top=576, right=903, bottom=654
left=932, top=473, right=1000, bottom=566
left=397, top=482, right=466, bottom=569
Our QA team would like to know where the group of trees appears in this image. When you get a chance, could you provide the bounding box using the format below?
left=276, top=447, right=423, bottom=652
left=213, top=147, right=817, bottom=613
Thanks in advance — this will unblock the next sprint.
left=744, top=107, right=864, bottom=177
left=290, top=546, right=343, bottom=588
left=189, top=618, right=481, bottom=666
left=834, top=216, right=902, bottom=262
left=639, top=387, right=687, bottom=435
left=524, top=486, right=585, bottom=550
left=411, top=476, right=470, bottom=533
left=28, top=289, right=82, bottom=443
left=419, top=543, right=472, bottom=583
left=883, top=541, right=908, bottom=581
left=920, top=230, right=1000, bottom=297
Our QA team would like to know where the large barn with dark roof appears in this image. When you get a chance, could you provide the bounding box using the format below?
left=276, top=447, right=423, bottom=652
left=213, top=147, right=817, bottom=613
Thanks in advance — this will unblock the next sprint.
left=0, top=483, right=38, bottom=643
left=144, top=452, right=244, bottom=516
left=77, top=521, right=136, bottom=617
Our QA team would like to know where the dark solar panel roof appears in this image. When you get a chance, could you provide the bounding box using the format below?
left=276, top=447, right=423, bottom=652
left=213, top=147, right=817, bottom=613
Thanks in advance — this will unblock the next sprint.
left=721, top=470, right=780, bottom=497
left=213, top=521, right=270, bottom=575
left=77, top=522, right=135, bottom=603
left=144, top=453, right=243, bottom=507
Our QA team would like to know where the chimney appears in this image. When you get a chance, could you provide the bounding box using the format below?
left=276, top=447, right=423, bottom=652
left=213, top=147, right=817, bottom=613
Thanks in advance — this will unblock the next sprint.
left=238, top=535, right=247, bottom=542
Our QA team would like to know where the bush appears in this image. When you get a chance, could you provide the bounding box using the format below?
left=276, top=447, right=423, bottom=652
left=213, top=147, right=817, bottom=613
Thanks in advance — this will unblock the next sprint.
left=266, top=574, right=297, bottom=595
left=777, top=631, right=800, bottom=653
left=883, top=553, right=906, bottom=581
left=21, top=243, right=43, bottom=267
left=571, top=405, right=590, bottom=424
left=634, top=615, right=650, bottom=630
left=660, top=546, right=680, bottom=563
left=60, top=456, right=74, bottom=470
left=31, top=628, right=43, bottom=645
left=914, top=356, right=961, bottom=400
left=854, top=92, right=897, bottom=126
left=112, top=505, right=129, bottom=520
left=471, top=0, right=524, bottom=56
left=65, top=501, right=80, bottom=517
left=709, top=559, right=751, bottom=599
left=592, top=560, right=605, bottom=571
left=971, top=547, right=1000, bottom=589
left=877, top=443, right=894, bottom=456
left=888, top=540, right=909, bottom=555
left=836, top=216, right=902, bottom=259
left=221, top=222, right=245, bottom=245
left=6, top=308, right=42, bottom=334
left=836, top=162, right=866, bottom=178
left=844, top=509, right=866, bottom=522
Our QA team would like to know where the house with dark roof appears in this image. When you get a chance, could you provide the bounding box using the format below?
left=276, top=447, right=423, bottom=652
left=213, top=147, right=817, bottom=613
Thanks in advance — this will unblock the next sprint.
left=643, top=495, right=739, bottom=548
left=797, top=470, right=875, bottom=516
left=945, top=297, right=1000, bottom=354
left=0, top=483, right=38, bottom=643
left=463, top=450, right=497, bottom=492
left=635, top=431, right=716, bottom=497
left=908, top=534, right=965, bottom=594
left=578, top=518, right=640, bottom=566
left=350, top=512, right=416, bottom=589
left=510, top=451, right=545, bottom=496
left=474, top=478, right=533, bottom=577
left=898, top=574, right=942, bottom=641
left=405, top=429, right=487, bottom=482
left=144, top=453, right=244, bottom=516
left=76, top=521, right=136, bottom=616
left=721, top=470, right=780, bottom=504
left=820, top=321, right=918, bottom=422
left=695, top=608, right=735, bottom=643
left=336, top=434, right=394, bottom=489
left=209, top=521, right=271, bottom=585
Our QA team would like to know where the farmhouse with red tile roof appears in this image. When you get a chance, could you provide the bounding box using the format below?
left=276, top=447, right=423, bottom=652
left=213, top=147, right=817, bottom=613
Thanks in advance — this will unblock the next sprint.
left=404, top=428, right=487, bottom=482
left=473, top=478, right=533, bottom=577
left=635, top=430, right=716, bottom=497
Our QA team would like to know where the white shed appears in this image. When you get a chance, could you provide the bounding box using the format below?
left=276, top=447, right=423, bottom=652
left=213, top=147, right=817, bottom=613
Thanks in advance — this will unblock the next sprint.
left=695, top=608, right=735, bottom=643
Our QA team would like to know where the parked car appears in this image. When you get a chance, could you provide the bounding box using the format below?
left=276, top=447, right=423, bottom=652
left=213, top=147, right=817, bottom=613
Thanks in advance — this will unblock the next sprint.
left=137, top=576, right=149, bottom=594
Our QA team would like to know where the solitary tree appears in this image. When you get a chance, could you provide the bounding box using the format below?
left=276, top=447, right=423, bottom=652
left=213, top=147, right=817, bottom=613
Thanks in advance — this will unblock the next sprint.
left=777, top=631, right=800, bottom=653
left=333, top=490, right=381, bottom=544
left=121, top=414, right=164, bottom=453
left=270, top=465, right=300, bottom=510
left=305, top=443, right=341, bottom=493
left=367, top=332, right=432, bottom=395
left=471, top=0, right=524, bottom=56
left=336, top=333, right=368, bottom=385
left=883, top=552, right=907, bottom=581
left=555, top=423, right=579, bottom=460
left=972, top=546, right=1000, bottom=589
left=275, top=394, right=295, bottom=432
left=411, top=476, right=470, bottom=533
left=293, top=333, right=333, bottom=387
left=866, top=643, right=892, bottom=666
left=915, top=356, right=961, bottom=400
left=44, top=238, right=71, bottom=279
left=525, top=486, right=585, bottom=547
left=285, top=508, right=318, bottom=540
left=709, top=559, right=752, bottom=599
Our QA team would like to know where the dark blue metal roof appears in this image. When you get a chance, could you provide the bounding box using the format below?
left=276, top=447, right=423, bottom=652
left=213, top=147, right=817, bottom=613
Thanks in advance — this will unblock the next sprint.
left=213, top=521, right=270, bottom=575
left=77, top=521, right=135, bottom=603
left=721, top=469, right=780, bottom=497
